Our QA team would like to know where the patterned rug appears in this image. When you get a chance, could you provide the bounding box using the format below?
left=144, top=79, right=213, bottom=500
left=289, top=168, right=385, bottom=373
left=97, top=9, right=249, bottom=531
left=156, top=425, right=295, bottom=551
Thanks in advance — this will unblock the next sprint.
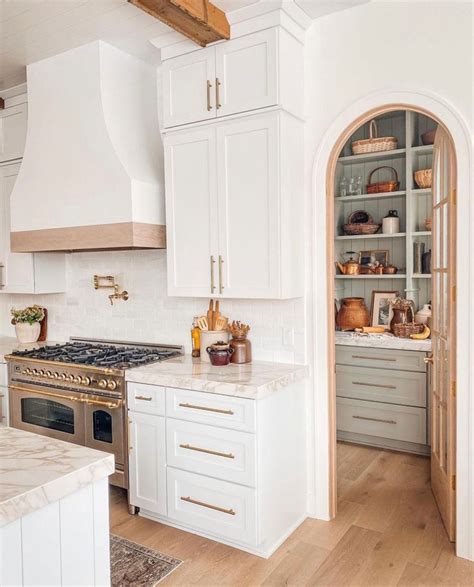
left=111, top=534, right=182, bottom=586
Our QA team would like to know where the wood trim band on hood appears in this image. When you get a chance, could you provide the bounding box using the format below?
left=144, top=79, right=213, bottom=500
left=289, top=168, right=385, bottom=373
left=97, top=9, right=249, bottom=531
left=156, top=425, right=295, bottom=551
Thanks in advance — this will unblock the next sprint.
left=10, top=222, right=166, bottom=252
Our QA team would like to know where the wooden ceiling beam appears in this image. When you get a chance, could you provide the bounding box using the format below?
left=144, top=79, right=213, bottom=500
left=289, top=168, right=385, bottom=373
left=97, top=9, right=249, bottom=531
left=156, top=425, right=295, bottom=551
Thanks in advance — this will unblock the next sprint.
left=128, top=0, right=230, bottom=47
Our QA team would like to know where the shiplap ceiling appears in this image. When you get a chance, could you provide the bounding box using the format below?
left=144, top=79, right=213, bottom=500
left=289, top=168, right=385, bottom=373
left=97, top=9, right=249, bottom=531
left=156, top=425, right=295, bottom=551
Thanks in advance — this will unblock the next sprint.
left=0, top=0, right=369, bottom=90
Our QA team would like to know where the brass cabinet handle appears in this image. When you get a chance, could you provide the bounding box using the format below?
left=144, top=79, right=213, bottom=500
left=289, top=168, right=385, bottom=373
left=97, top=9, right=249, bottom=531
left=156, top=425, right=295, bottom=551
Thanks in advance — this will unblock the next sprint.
left=9, top=384, right=122, bottom=409
left=180, top=496, right=235, bottom=516
left=351, top=355, right=396, bottom=362
left=353, top=415, right=397, bottom=425
left=218, top=255, right=224, bottom=294
left=424, top=355, right=434, bottom=364
left=210, top=255, right=216, bottom=293
left=206, top=80, right=213, bottom=111
left=135, top=395, right=153, bottom=401
left=178, top=402, right=234, bottom=415
left=179, top=443, right=235, bottom=459
left=352, top=381, right=396, bottom=390
left=128, top=417, right=133, bottom=453
left=215, top=77, right=221, bottom=109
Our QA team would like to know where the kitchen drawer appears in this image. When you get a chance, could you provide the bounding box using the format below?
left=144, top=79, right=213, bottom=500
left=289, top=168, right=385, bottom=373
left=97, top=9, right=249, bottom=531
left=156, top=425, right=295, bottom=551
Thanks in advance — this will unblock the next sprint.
left=127, top=383, right=165, bottom=416
left=0, top=364, right=7, bottom=387
left=0, top=387, right=8, bottom=426
left=337, top=397, right=426, bottom=444
left=336, top=346, right=426, bottom=372
left=336, top=365, right=426, bottom=407
left=166, top=419, right=256, bottom=486
left=167, top=467, right=257, bottom=546
left=166, top=388, right=256, bottom=433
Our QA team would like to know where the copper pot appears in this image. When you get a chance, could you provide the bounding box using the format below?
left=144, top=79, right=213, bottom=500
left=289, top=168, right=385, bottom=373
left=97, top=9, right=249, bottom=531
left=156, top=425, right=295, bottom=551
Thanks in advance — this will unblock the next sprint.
left=337, top=297, right=370, bottom=331
left=230, top=336, right=252, bottom=364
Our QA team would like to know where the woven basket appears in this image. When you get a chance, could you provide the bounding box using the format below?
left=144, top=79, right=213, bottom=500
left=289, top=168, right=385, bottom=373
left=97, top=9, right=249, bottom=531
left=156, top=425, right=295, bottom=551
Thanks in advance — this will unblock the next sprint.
left=352, top=120, right=398, bottom=155
left=367, top=166, right=400, bottom=194
left=342, top=210, right=381, bottom=236
left=392, top=322, right=425, bottom=338
left=414, top=168, right=432, bottom=189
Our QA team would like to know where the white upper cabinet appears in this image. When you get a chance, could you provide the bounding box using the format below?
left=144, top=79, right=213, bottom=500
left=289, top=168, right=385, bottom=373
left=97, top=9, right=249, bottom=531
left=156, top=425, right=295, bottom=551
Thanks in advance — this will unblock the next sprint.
left=162, top=28, right=302, bottom=128
left=164, top=127, right=219, bottom=297
left=0, top=100, right=27, bottom=163
left=165, top=111, right=303, bottom=299
left=0, top=162, right=65, bottom=294
left=162, top=47, right=216, bottom=128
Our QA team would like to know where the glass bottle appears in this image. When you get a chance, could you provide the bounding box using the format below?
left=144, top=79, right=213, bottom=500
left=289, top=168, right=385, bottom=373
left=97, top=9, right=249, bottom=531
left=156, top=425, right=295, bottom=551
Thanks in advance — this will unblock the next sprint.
left=339, top=177, right=348, bottom=197
left=191, top=317, right=201, bottom=358
left=348, top=177, right=356, bottom=195
left=355, top=176, right=363, bottom=195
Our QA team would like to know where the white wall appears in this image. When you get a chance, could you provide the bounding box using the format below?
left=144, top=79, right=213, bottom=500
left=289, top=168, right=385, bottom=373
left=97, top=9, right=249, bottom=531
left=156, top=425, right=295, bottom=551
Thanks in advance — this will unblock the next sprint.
left=0, top=250, right=305, bottom=363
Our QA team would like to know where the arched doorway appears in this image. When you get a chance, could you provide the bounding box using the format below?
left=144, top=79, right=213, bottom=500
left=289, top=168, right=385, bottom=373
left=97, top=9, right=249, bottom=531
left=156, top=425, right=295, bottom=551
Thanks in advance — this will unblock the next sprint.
left=309, top=92, right=473, bottom=561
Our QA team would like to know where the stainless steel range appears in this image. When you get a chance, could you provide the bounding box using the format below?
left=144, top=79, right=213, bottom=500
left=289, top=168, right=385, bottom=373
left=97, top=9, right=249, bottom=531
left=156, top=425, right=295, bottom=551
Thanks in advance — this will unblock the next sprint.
left=6, top=338, right=183, bottom=490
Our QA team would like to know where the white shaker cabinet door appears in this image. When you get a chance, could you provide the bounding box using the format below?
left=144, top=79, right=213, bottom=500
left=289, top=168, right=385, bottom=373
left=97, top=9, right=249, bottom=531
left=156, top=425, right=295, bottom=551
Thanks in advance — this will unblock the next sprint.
left=128, top=412, right=167, bottom=516
left=165, top=127, right=219, bottom=297
left=216, top=113, right=279, bottom=298
left=162, top=47, right=216, bottom=128
left=0, top=102, right=27, bottom=163
left=215, top=29, right=278, bottom=118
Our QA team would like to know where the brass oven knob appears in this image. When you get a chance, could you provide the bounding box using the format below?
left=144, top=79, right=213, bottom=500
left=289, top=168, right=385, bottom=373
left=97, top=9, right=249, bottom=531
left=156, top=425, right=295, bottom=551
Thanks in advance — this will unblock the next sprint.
left=81, top=377, right=91, bottom=386
left=40, top=370, right=47, bottom=377
left=66, top=374, right=74, bottom=383
left=32, top=369, right=38, bottom=376
left=26, top=368, right=32, bottom=375
left=52, top=372, right=59, bottom=379
left=73, top=375, right=82, bottom=384
left=107, top=380, right=117, bottom=391
left=59, top=373, right=66, bottom=381
left=46, top=371, right=53, bottom=378
left=98, top=379, right=107, bottom=389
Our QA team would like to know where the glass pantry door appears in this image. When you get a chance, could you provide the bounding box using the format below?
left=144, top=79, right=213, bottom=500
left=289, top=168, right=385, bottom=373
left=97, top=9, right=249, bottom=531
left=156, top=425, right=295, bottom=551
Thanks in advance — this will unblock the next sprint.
left=430, top=125, right=456, bottom=541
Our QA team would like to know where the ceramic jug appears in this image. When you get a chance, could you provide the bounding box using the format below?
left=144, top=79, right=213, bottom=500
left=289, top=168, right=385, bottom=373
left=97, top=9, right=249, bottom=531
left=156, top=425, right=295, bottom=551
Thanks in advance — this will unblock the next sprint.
left=415, top=304, right=432, bottom=325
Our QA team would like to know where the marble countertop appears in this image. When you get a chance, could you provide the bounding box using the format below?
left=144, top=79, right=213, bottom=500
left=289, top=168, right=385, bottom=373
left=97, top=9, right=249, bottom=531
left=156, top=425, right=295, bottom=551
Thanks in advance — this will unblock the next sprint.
left=335, top=331, right=432, bottom=352
left=0, top=427, right=114, bottom=528
left=0, top=337, right=61, bottom=363
left=126, top=355, right=309, bottom=400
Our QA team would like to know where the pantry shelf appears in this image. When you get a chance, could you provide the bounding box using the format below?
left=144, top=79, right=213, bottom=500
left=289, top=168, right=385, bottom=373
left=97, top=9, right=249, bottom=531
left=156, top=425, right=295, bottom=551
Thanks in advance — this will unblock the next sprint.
left=335, top=274, right=407, bottom=279
left=336, top=233, right=406, bottom=240
left=337, top=148, right=406, bottom=165
left=335, top=190, right=406, bottom=203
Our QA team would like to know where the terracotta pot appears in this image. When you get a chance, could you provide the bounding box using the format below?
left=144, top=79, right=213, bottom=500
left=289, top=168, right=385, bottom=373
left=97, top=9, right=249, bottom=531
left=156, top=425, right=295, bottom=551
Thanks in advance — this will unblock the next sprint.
left=337, top=297, right=370, bottom=331
left=15, top=322, right=41, bottom=343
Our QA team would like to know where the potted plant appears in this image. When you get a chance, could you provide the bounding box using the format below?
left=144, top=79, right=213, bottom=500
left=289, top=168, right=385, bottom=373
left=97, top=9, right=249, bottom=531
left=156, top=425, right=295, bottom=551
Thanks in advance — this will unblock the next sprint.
left=11, top=305, right=45, bottom=343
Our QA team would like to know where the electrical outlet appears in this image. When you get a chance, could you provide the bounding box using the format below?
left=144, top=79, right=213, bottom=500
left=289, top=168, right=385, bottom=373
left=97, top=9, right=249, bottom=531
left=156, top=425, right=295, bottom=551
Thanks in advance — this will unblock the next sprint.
left=282, top=327, right=294, bottom=347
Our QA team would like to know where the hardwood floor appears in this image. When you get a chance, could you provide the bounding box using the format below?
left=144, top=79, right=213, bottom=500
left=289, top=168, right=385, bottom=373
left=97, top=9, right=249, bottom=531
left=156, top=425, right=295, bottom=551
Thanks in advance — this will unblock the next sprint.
left=110, top=443, right=473, bottom=585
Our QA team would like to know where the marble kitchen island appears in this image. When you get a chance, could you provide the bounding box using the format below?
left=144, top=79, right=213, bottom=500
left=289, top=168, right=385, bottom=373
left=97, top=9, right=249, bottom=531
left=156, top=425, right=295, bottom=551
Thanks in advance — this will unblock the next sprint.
left=0, top=427, right=114, bottom=586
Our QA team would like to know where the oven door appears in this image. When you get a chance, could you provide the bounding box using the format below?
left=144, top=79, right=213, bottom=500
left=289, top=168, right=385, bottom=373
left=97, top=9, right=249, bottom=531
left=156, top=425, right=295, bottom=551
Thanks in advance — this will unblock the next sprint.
left=9, top=384, right=85, bottom=445
left=84, top=397, right=124, bottom=468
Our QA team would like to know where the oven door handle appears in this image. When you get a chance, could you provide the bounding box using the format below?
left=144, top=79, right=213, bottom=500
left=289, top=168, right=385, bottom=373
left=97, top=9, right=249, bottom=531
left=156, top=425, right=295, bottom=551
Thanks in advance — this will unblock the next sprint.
left=9, top=385, right=122, bottom=409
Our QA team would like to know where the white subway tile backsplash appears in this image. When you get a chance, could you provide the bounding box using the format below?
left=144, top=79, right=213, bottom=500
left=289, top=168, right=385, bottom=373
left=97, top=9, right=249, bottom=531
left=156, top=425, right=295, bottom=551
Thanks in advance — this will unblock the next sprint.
left=0, top=250, right=305, bottom=363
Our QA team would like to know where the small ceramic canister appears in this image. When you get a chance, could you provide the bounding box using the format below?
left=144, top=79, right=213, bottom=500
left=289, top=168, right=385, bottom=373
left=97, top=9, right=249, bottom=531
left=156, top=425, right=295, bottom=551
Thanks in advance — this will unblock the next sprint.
left=382, top=210, right=400, bottom=234
left=199, top=330, right=230, bottom=363
left=415, top=304, right=432, bottom=325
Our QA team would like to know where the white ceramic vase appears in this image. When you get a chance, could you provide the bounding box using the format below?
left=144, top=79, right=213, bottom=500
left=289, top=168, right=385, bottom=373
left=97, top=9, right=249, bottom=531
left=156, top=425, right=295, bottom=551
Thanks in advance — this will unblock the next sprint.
left=415, top=304, right=432, bottom=325
left=15, top=322, right=41, bottom=344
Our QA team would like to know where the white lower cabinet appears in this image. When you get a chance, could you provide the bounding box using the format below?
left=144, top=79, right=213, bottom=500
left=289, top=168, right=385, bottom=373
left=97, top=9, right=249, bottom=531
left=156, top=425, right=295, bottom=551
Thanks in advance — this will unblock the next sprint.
left=128, top=412, right=167, bottom=516
left=127, top=383, right=307, bottom=557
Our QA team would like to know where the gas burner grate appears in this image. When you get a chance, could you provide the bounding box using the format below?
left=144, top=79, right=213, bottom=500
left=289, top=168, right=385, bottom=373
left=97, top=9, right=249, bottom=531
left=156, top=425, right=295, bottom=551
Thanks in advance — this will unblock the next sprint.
left=11, top=342, right=182, bottom=369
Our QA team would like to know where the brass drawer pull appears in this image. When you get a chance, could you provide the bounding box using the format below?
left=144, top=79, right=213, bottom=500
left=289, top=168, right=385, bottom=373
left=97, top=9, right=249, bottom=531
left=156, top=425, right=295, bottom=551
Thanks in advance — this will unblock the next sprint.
left=179, top=443, right=235, bottom=459
left=353, top=415, right=397, bottom=425
left=215, top=77, right=221, bottom=109
left=206, top=80, right=213, bottom=111
left=180, top=495, right=235, bottom=516
left=135, top=395, right=153, bottom=401
left=351, top=355, right=397, bottom=362
left=210, top=255, right=216, bottom=293
left=178, top=402, right=234, bottom=415
left=352, top=381, right=396, bottom=390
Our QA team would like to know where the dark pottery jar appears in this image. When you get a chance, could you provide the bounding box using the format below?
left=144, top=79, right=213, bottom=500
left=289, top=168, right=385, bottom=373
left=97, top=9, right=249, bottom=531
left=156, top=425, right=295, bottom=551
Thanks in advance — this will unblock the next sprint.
left=230, top=336, right=252, bottom=364
left=206, top=343, right=234, bottom=366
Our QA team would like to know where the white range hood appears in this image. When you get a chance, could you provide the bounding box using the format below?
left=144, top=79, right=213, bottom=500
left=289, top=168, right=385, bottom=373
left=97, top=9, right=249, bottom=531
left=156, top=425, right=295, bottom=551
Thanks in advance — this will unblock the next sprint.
left=10, top=41, right=165, bottom=252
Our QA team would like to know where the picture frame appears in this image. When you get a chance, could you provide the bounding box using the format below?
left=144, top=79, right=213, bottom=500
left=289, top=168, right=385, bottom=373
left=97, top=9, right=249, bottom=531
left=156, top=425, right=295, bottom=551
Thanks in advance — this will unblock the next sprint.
left=370, top=290, right=399, bottom=329
left=358, top=249, right=389, bottom=268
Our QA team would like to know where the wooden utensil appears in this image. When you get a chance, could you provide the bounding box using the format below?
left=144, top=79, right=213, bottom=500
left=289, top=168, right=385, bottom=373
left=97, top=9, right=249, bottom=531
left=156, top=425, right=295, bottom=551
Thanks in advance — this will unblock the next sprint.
left=214, top=316, right=228, bottom=331
left=214, top=300, right=221, bottom=329
left=196, top=316, right=208, bottom=330
left=207, top=299, right=214, bottom=331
